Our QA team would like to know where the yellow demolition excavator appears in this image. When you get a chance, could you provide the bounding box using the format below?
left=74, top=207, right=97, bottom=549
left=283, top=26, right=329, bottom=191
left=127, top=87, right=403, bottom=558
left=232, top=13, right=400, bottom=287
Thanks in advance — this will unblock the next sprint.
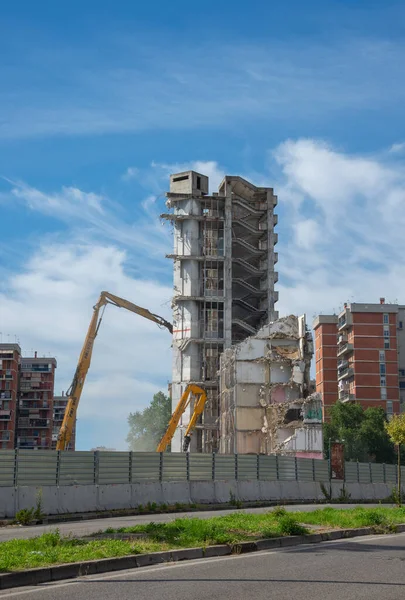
left=56, top=291, right=206, bottom=453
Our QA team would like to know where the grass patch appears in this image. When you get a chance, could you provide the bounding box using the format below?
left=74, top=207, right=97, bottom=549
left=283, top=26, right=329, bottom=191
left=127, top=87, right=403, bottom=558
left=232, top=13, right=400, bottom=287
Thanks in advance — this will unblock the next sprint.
left=2, top=507, right=405, bottom=572
left=292, top=506, right=405, bottom=531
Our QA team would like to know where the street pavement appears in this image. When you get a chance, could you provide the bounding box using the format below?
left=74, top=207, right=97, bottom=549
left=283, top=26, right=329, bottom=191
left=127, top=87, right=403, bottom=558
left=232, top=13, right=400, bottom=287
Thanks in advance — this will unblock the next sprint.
left=0, top=504, right=389, bottom=541
left=0, top=531, right=404, bottom=599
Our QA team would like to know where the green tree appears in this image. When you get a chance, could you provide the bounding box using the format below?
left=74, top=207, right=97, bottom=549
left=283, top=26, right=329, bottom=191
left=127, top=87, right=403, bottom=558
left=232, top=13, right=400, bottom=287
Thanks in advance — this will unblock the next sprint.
left=126, top=391, right=172, bottom=451
left=324, top=402, right=366, bottom=461
left=324, top=402, right=396, bottom=464
left=385, top=414, right=405, bottom=506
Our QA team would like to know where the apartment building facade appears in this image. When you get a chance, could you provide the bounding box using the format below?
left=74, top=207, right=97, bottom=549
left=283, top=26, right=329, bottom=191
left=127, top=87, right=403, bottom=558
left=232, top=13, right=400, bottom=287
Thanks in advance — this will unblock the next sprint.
left=162, top=171, right=278, bottom=452
left=18, top=355, right=57, bottom=449
left=51, top=393, right=76, bottom=450
left=314, top=300, right=405, bottom=419
left=0, top=344, right=21, bottom=449
left=0, top=344, right=58, bottom=449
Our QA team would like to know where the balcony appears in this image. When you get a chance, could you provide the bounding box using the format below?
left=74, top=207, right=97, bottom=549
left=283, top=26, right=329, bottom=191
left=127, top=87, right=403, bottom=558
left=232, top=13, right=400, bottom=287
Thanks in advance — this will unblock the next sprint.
left=337, top=343, right=354, bottom=357
left=337, top=333, right=347, bottom=344
left=18, top=418, right=50, bottom=428
left=0, top=410, right=11, bottom=421
left=339, top=391, right=356, bottom=403
left=338, top=367, right=354, bottom=381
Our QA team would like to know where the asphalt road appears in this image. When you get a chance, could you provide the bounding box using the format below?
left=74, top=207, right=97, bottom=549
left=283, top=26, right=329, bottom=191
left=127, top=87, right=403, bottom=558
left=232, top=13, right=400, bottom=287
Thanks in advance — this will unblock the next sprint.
left=0, top=504, right=389, bottom=542
left=0, top=531, right=404, bottom=599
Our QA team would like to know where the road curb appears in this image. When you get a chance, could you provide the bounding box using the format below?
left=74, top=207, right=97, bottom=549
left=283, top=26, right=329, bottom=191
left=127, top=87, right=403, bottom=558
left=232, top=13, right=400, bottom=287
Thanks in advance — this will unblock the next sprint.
left=1, top=526, right=404, bottom=590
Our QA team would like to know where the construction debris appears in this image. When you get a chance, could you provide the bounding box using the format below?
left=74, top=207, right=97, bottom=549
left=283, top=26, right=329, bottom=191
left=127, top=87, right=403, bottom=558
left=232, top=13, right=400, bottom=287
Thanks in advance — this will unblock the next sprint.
left=219, top=315, right=323, bottom=457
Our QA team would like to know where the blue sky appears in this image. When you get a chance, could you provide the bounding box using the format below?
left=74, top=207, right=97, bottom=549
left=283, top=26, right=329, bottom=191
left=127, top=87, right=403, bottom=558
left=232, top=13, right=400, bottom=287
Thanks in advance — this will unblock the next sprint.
left=2, top=0, right=405, bottom=449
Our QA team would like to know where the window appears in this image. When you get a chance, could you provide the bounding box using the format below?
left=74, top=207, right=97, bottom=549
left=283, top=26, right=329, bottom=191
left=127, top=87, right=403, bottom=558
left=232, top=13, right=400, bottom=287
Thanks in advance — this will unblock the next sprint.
left=386, top=400, right=393, bottom=416
left=173, top=175, right=189, bottom=183
left=383, top=313, right=389, bottom=324
left=400, top=369, right=405, bottom=377
left=196, top=176, right=201, bottom=190
left=384, top=326, right=390, bottom=338
left=380, top=377, right=386, bottom=387
left=379, top=350, right=385, bottom=362
left=381, top=387, right=387, bottom=400
left=399, top=321, right=403, bottom=330
left=385, top=340, right=390, bottom=349
left=380, top=363, right=386, bottom=375
left=400, top=382, right=405, bottom=389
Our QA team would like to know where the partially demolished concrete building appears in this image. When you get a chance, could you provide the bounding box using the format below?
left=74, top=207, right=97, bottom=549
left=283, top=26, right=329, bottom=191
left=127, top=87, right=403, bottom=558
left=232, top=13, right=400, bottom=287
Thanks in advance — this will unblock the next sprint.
left=219, top=315, right=323, bottom=457
left=162, top=170, right=279, bottom=453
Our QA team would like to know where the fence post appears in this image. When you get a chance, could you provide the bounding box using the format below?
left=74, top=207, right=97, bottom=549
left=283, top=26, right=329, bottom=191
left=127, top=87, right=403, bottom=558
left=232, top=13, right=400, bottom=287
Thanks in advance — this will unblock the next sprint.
left=312, top=459, right=316, bottom=482
left=357, top=461, right=360, bottom=483
left=276, top=455, right=279, bottom=480
left=186, top=452, right=190, bottom=481
left=383, top=463, right=386, bottom=484
left=294, top=457, right=298, bottom=481
left=94, top=451, right=100, bottom=485
left=159, top=452, right=163, bottom=482
left=129, top=451, right=133, bottom=484
left=14, top=448, right=18, bottom=487
left=257, top=454, right=260, bottom=480
left=235, top=454, right=238, bottom=481
left=369, top=462, right=373, bottom=484
left=56, top=450, right=61, bottom=486
left=212, top=453, right=216, bottom=480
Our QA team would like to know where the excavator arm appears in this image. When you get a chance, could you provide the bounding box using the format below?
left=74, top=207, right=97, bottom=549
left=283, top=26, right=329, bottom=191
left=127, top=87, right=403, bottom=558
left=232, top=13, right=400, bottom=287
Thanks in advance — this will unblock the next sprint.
left=156, top=384, right=206, bottom=452
left=56, top=291, right=172, bottom=451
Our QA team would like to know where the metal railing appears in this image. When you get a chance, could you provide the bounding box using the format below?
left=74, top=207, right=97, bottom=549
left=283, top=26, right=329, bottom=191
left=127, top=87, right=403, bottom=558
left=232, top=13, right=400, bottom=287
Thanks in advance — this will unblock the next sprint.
left=0, top=450, right=404, bottom=487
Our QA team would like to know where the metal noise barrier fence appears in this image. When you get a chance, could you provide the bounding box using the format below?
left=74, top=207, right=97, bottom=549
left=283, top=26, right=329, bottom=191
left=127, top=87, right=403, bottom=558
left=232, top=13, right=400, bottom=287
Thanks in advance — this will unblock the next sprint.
left=0, top=450, right=404, bottom=487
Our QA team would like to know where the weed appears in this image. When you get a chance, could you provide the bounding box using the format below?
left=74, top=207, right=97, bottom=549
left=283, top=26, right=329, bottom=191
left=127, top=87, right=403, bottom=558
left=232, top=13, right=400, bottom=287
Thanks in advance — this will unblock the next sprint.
left=229, top=491, right=242, bottom=508
left=15, top=508, right=35, bottom=526
left=34, top=489, right=44, bottom=521
left=146, top=502, right=157, bottom=512
left=189, top=503, right=197, bottom=509
left=277, top=515, right=308, bottom=536
left=174, top=502, right=186, bottom=511
left=320, top=482, right=332, bottom=502
left=272, top=506, right=287, bottom=518
left=137, top=504, right=144, bottom=513
left=389, top=487, right=404, bottom=506
left=337, top=486, right=351, bottom=503
left=160, top=504, right=168, bottom=511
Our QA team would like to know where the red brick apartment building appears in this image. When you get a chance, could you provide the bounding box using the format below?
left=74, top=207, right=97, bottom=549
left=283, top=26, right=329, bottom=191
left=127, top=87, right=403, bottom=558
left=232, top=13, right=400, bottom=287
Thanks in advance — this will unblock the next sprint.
left=0, top=344, right=63, bottom=450
left=0, top=344, right=21, bottom=449
left=313, top=300, right=405, bottom=419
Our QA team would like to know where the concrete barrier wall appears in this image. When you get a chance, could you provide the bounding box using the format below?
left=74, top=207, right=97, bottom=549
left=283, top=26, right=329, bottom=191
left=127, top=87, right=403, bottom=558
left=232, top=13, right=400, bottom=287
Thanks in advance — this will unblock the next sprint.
left=0, top=479, right=400, bottom=518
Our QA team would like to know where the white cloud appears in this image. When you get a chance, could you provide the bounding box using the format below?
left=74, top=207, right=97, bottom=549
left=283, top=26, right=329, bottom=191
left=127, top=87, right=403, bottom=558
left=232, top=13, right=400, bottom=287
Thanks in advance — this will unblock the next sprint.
left=293, top=219, right=321, bottom=249
left=0, top=243, right=172, bottom=450
left=4, top=180, right=171, bottom=267
left=121, top=167, right=139, bottom=181
left=3, top=36, right=405, bottom=139
left=272, top=138, right=405, bottom=323
left=388, top=142, right=405, bottom=154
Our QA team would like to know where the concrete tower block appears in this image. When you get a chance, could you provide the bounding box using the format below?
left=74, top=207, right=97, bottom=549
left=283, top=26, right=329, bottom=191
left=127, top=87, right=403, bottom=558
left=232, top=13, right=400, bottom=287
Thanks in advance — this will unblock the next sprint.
left=170, top=171, right=209, bottom=195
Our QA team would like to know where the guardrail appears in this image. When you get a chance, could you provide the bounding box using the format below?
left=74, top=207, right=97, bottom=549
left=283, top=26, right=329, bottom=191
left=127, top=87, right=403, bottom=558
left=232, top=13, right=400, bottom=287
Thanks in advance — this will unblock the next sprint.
left=0, top=450, right=404, bottom=487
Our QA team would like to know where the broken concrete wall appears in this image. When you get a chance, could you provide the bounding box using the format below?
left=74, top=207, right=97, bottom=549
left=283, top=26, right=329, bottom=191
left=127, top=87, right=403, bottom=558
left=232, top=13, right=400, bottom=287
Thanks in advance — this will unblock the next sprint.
left=219, top=315, right=323, bottom=457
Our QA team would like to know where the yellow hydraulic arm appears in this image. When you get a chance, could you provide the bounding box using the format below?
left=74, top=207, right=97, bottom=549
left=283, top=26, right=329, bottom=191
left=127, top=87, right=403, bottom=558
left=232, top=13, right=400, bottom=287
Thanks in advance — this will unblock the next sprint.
left=56, top=291, right=172, bottom=451
left=156, top=384, right=207, bottom=452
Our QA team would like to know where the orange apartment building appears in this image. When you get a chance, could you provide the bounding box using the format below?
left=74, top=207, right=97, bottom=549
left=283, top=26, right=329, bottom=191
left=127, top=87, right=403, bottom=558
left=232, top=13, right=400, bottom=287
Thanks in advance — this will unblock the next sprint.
left=314, top=300, right=405, bottom=419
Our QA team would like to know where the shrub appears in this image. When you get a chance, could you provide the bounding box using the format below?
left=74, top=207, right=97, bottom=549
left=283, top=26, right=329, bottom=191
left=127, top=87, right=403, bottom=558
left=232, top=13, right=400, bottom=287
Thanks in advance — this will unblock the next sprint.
left=15, top=508, right=35, bottom=525
left=272, top=506, right=287, bottom=518
left=278, top=515, right=308, bottom=536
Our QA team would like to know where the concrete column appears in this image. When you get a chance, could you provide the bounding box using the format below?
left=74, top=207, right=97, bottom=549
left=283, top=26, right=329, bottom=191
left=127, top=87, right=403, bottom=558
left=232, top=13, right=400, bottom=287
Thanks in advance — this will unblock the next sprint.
left=224, top=184, right=233, bottom=348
